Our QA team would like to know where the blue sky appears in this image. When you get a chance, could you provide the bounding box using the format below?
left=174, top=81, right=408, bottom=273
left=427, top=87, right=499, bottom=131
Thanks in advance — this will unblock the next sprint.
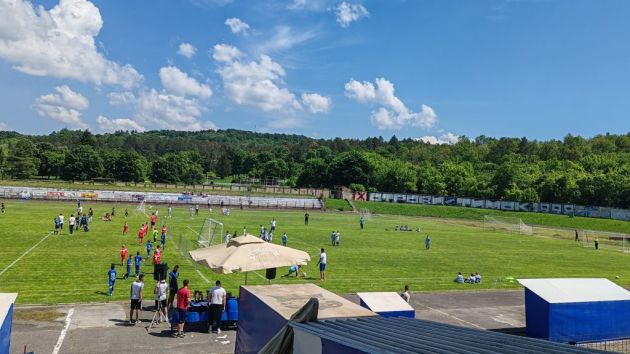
left=0, top=0, right=629, bottom=142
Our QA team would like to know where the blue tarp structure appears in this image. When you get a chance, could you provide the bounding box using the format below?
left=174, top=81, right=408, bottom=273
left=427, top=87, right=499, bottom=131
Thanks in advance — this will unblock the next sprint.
left=519, top=278, right=630, bottom=343
left=235, top=284, right=375, bottom=354
left=289, top=317, right=604, bottom=353
left=0, top=293, right=17, bottom=354
left=357, top=292, right=415, bottom=318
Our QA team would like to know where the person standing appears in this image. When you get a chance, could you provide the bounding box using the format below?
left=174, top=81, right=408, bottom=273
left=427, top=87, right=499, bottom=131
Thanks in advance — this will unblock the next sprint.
left=195, top=204, right=199, bottom=215
left=425, top=235, right=431, bottom=250
left=575, top=230, right=579, bottom=242
left=360, top=216, right=364, bottom=230
left=168, top=265, right=180, bottom=308
left=161, top=225, right=167, bottom=248
left=123, top=222, right=129, bottom=235
left=401, top=284, right=411, bottom=303
left=208, top=280, right=226, bottom=334
left=335, top=231, right=340, bottom=246
left=176, top=279, right=191, bottom=338
left=68, top=214, right=76, bottom=235
left=129, top=274, right=144, bottom=325
left=330, top=231, right=336, bottom=246
left=111, top=207, right=116, bottom=217
left=154, top=279, right=169, bottom=324
left=270, top=218, right=276, bottom=233
left=58, top=213, right=64, bottom=231
left=317, top=248, right=327, bottom=281
left=134, top=251, right=142, bottom=277
left=150, top=212, right=157, bottom=228
left=152, top=227, right=158, bottom=243
left=125, top=255, right=132, bottom=280
left=282, top=232, right=288, bottom=246
left=88, top=208, right=94, bottom=223
left=242, top=226, right=247, bottom=236
left=167, top=205, right=172, bottom=218
left=153, top=246, right=162, bottom=265
left=595, top=238, right=599, bottom=250
left=120, top=244, right=128, bottom=266
left=146, top=240, right=153, bottom=259
left=108, top=264, right=117, bottom=297
left=304, top=212, right=309, bottom=225
left=124, top=208, right=129, bottom=218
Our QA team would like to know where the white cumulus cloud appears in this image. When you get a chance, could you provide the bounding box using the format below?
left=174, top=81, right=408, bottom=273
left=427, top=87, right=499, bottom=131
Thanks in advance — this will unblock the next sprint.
left=0, top=0, right=142, bottom=89
left=134, top=89, right=216, bottom=131
left=159, top=66, right=212, bottom=99
left=255, top=26, right=316, bottom=54
left=345, top=78, right=437, bottom=130
left=96, top=115, right=145, bottom=133
left=224, top=17, right=250, bottom=35
left=33, top=85, right=90, bottom=129
left=0, top=122, right=9, bottom=131
left=214, top=44, right=301, bottom=112
left=177, top=42, right=197, bottom=58
left=107, top=91, right=136, bottom=106
left=301, top=93, right=331, bottom=113
left=212, top=43, right=243, bottom=63
left=335, top=1, right=368, bottom=27
left=417, top=132, right=460, bottom=145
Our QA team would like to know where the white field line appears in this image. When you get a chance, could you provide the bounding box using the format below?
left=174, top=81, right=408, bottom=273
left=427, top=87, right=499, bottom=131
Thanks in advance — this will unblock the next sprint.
left=196, top=269, right=210, bottom=284
left=423, top=305, right=484, bottom=329
left=51, top=307, right=74, bottom=354
left=0, top=231, right=53, bottom=277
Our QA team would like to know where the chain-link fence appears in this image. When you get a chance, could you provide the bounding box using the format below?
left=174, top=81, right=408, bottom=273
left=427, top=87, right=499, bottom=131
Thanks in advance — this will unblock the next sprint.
left=574, top=337, right=630, bottom=353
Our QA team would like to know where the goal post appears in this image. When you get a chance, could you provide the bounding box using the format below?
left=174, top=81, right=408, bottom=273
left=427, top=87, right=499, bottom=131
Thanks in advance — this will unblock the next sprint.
left=197, top=217, right=224, bottom=248
left=134, top=200, right=147, bottom=216
left=483, top=215, right=533, bottom=235
left=582, top=229, right=630, bottom=252
left=360, top=208, right=373, bottom=220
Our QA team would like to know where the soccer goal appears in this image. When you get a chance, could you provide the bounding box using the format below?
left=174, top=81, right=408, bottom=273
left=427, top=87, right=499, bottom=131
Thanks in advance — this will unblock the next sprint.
left=197, top=217, right=224, bottom=247
left=483, top=215, right=533, bottom=235
left=360, top=208, right=373, bottom=220
left=134, top=200, right=147, bottom=216
left=582, top=230, right=630, bottom=252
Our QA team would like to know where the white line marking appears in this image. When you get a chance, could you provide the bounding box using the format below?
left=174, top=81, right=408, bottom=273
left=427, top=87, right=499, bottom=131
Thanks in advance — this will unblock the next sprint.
left=423, top=305, right=484, bottom=329
left=0, top=231, right=53, bottom=277
left=196, top=269, right=210, bottom=283
left=52, top=307, right=74, bottom=354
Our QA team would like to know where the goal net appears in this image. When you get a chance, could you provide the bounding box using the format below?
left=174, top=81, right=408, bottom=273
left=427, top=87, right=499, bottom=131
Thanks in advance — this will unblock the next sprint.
left=197, top=217, right=224, bottom=248
left=134, top=200, right=147, bottom=216
left=360, top=208, right=373, bottom=220
left=483, top=215, right=533, bottom=235
left=582, top=230, right=630, bottom=252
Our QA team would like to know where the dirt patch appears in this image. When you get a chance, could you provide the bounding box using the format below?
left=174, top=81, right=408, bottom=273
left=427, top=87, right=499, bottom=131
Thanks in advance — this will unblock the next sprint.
left=14, top=308, right=64, bottom=322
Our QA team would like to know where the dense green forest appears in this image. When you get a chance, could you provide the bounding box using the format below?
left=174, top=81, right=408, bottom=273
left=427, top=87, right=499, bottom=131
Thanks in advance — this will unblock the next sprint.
left=0, top=129, right=628, bottom=208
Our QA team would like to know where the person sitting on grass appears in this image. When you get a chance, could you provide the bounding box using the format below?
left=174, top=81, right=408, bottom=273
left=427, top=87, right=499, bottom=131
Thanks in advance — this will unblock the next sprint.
left=455, top=272, right=464, bottom=284
left=282, top=265, right=303, bottom=278
left=465, top=273, right=476, bottom=284
left=475, top=272, right=481, bottom=283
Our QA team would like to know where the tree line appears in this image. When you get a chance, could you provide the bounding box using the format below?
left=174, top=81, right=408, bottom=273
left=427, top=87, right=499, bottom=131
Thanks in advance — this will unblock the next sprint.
left=0, top=129, right=628, bottom=208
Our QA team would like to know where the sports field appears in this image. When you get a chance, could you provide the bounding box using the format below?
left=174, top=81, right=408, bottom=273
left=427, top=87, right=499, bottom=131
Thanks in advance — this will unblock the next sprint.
left=1, top=199, right=629, bottom=304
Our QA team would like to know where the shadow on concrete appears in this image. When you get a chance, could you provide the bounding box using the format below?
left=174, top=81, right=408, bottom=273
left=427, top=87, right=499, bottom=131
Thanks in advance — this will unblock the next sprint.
left=490, top=327, right=527, bottom=336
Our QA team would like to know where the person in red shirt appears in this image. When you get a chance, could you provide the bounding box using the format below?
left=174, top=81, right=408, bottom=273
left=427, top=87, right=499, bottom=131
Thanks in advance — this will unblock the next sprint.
left=176, top=279, right=191, bottom=338
left=138, top=226, right=145, bottom=244
left=150, top=212, right=157, bottom=227
left=123, top=222, right=129, bottom=235
left=120, top=244, right=128, bottom=266
left=152, top=246, right=161, bottom=265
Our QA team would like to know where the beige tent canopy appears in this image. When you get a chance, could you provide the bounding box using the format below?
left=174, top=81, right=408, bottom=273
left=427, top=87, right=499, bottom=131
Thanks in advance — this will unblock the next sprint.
left=189, top=234, right=310, bottom=274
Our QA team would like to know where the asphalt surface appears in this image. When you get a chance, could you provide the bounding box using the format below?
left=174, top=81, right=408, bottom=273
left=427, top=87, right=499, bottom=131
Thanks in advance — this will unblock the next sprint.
left=11, top=289, right=526, bottom=354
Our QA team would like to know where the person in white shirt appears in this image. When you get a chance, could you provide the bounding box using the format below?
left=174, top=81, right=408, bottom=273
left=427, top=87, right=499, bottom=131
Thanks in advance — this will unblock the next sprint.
left=270, top=218, right=276, bottom=232
left=401, top=284, right=411, bottom=303
left=129, top=274, right=144, bottom=325
left=242, top=227, right=247, bottom=236
left=58, top=213, right=64, bottom=231
left=207, top=280, right=226, bottom=334
left=68, top=214, right=76, bottom=235
left=316, top=248, right=327, bottom=281
left=224, top=232, right=231, bottom=244
left=154, top=279, right=169, bottom=323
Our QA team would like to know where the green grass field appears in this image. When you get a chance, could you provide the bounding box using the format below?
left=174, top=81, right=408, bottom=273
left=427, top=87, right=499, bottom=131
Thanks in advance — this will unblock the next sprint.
left=0, top=199, right=629, bottom=305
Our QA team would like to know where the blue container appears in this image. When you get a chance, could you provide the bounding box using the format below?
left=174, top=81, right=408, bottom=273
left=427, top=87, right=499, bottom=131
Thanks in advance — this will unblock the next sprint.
left=186, top=311, right=200, bottom=323
left=227, top=298, right=239, bottom=321
left=199, top=311, right=209, bottom=323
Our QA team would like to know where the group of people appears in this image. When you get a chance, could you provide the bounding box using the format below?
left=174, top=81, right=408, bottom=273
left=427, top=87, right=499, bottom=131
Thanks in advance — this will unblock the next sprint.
left=454, top=272, right=482, bottom=284
left=394, top=225, right=420, bottom=232
left=330, top=230, right=341, bottom=246
left=54, top=206, right=94, bottom=235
